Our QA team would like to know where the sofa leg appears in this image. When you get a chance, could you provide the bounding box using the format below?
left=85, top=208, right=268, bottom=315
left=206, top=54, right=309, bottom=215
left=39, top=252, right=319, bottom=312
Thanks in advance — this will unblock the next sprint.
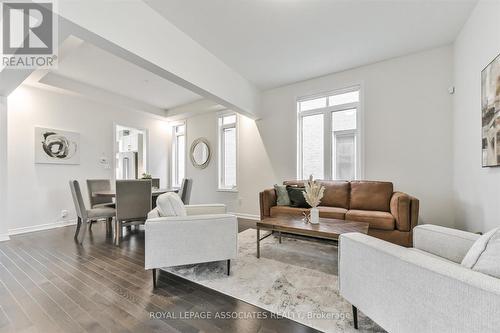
left=152, top=269, right=157, bottom=289
left=352, top=305, right=358, bottom=329
left=227, top=260, right=230, bottom=276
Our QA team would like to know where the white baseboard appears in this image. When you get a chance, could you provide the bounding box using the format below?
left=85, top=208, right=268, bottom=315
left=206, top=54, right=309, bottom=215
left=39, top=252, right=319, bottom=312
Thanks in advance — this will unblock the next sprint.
left=230, top=212, right=260, bottom=220
left=0, top=234, right=10, bottom=242
left=9, top=219, right=77, bottom=236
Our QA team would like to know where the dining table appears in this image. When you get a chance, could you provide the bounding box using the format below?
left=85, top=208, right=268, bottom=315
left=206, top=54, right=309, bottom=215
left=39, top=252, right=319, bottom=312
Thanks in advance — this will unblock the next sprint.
left=92, top=188, right=178, bottom=198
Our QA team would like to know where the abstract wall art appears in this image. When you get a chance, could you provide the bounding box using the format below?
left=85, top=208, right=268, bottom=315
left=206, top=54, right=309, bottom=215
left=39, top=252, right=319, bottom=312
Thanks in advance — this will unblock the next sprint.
left=482, top=53, right=500, bottom=167
left=35, top=127, right=80, bottom=165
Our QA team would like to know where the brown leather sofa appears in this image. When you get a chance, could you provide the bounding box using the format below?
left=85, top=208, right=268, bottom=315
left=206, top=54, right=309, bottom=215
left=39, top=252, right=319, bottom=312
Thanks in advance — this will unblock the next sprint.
left=259, top=180, right=419, bottom=247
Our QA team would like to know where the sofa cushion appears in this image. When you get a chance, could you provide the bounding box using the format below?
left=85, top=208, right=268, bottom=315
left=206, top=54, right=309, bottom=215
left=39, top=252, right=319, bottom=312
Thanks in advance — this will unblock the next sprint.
left=270, top=205, right=308, bottom=217
left=318, top=181, right=350, bottom=209
left=286, top=186, right=310, bottom=208
left=156, top=192, right=187, bottom=217
left=318, top=206, right=347, bottom=219
left=274, top=184, right=291, bottom=206
left=346, top=210, right=395, bottom=230
left=461, top=227, right=500, bottom=278
left=284, top=180, right=350, bottom=209
left=350, top=181, right=393, bottom=211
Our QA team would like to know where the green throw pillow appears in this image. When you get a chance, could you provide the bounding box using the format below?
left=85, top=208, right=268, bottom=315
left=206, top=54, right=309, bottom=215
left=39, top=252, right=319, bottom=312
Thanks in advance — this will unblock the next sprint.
left=274, top=184, right=291, bottom=206
left=286, top=186, right=310, bottom=208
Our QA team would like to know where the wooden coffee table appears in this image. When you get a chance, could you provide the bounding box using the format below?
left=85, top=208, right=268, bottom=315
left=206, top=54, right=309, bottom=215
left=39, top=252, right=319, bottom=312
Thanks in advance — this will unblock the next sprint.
left=256, top=215, right=369, bottom=258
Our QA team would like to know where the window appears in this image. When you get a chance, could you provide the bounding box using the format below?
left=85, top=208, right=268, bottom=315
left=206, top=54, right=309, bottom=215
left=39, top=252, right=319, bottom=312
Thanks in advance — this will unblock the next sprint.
left=171, top=123, right=185, bottom=188
left=298, top=87, right=361, bottom=180
left=218, top=113, right=237, bottom=190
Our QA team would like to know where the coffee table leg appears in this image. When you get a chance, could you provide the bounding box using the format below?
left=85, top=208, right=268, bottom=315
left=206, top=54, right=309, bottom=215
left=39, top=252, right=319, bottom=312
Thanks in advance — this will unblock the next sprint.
left=278, top=231, right=282, bottom=244
left=256, top=227, right=260, bottom=258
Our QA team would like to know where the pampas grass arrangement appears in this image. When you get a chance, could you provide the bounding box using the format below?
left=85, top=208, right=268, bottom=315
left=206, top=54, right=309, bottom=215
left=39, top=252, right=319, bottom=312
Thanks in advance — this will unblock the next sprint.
left=303, top=175, right=325, bottom=208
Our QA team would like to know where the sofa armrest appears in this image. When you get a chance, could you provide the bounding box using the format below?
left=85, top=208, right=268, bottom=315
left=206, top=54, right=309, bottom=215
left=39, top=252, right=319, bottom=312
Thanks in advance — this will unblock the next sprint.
left=339, top=233, right=500, bottom=333
left=144, top=214, right=238, bottom=270
left=259, top=188, right=276, bottom=219
left=185, top=204, right=226, bottom=215
left=413, top=224, right=480, bottom=263
left=390, top=192, right=419, bottom=232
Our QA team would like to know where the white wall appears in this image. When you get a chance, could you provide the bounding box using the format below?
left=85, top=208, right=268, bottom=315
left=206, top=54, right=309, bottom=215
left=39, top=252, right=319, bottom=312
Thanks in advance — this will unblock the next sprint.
left=184, top=111, right=276, bottom=217
left=180, top=46, right=455, bottom=225
left=452, top=0, right=500, bottom=232
left=7, top=85, right=169, bottom=233
left=0, top=97, right=9, bottom=241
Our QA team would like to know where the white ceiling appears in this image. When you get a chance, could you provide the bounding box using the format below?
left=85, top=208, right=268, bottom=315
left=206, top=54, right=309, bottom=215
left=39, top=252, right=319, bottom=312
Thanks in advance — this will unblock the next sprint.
left=145, top=0, right=477, bottom=89
left=52, top=41, right=201, bottom=109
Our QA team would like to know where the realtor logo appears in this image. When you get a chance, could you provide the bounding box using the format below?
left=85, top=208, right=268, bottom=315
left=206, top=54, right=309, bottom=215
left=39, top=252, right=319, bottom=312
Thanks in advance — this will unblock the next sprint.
left=1, top=1, right=58, bottom=68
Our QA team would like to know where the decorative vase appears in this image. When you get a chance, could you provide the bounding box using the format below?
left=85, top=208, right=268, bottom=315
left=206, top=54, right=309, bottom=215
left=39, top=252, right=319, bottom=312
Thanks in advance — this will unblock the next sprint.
left=310, top=207, right=319, bottom=224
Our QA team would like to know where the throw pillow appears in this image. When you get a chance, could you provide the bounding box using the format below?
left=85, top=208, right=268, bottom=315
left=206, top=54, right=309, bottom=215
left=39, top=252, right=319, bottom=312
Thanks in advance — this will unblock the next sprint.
left=274, top=184, right=291, bottom=206
left=156, top=192, right=187, bottom=217
left=461, top=227, right=500, bottom=278
left=286, top=186, right=310, bottom=208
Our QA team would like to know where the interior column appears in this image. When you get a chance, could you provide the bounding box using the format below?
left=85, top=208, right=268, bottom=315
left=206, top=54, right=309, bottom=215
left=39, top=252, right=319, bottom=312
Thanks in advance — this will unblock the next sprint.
left=0, top=96, right=9, bottom=241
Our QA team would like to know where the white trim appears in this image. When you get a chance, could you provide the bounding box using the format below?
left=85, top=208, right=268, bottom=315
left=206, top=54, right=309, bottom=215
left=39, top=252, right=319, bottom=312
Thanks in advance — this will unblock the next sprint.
left=229, top=212, right=260, bottom=221
left=0, top=234, right=10, bottom=242
left=217, top=188, right=239, bottom=193
left=8, top=219, right=77, bottom=236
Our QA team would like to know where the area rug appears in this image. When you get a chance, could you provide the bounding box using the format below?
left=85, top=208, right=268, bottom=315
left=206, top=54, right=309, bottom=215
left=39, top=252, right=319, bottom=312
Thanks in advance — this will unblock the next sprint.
left=162, top=229, right=384, bottom=332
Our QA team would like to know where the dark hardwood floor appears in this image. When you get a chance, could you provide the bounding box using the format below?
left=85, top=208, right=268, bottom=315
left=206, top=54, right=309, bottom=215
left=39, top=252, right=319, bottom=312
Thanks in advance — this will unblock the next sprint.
left=0, top=219, right=321, bottom=333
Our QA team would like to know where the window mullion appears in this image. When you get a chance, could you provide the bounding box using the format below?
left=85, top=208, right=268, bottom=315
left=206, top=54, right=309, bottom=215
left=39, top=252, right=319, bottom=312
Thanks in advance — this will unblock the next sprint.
left=220, top=128, right=225, bottom=186
left=297, top=114, right=303, bottom=180
left=325, top=110, right=332, bottom=180
left=174, top=134, right=178, bottom=187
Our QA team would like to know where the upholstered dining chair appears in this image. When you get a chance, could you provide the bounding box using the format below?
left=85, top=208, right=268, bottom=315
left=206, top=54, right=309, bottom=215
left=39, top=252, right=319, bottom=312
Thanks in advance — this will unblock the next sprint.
left=178, top=178, right=193, bottom=204
left=86, top=179, right=115, bottom=208
left=69, top=180, right=116, bottom=244
left=86, top=179, right=116, bottom=231
left=151, top=178, right=160, bottom=189
left=115, top=179, right=152, bottom=245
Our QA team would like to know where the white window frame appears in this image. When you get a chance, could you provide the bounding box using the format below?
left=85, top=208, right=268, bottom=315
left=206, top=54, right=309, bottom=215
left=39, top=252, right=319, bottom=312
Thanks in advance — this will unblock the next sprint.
left=170, top=121, right=186, bottom=188
left=297, top=85, right=363, bottom=180
left=217, top=112, right=238, bottom=191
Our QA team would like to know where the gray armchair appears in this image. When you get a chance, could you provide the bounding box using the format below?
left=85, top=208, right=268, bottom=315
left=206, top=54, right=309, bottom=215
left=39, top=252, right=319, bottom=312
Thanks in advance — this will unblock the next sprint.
left=339, top=225, right=500, bottom=332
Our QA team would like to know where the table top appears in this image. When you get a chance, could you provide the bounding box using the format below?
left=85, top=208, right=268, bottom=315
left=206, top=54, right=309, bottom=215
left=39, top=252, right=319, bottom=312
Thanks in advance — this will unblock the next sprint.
left=92, top=188, right=177, bottom=198
left=257, top=214, right=369, bottom=240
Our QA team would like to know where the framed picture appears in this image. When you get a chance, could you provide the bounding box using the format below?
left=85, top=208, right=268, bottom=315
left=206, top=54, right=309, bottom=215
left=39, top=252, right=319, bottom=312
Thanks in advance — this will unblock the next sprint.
left=35, top=127, right=80, bottom=165
left=481, top=53, right=500, bottom=167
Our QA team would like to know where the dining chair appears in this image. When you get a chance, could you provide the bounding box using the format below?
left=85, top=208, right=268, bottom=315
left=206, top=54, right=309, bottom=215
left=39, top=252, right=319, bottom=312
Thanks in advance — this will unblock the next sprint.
left=151, top=178, right=160, bottom=189
left=86, top=179, right=115, bottom=208
left=69, top=180, right=116, bottom=244
left=178, top=178, right=193, bottom=204
left=115, top=179, right=152, bottom=245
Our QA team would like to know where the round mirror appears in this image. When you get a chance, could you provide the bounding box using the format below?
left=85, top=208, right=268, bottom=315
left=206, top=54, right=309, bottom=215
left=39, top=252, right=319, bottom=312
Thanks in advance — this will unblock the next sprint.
left=190, top=137, right=211, bottom=169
